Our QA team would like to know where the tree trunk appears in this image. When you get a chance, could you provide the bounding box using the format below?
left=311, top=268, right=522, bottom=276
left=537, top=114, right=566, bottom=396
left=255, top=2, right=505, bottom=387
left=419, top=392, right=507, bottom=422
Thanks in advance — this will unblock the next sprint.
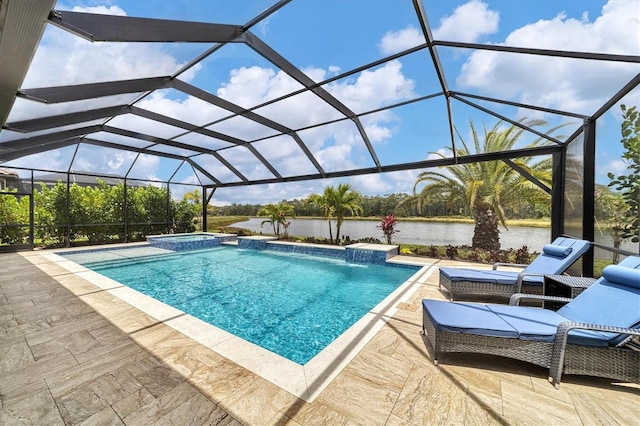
left=328, top=220, right=334, bottom=243
left=613, top=237, right=621, bottom=264
left=472, top=206, right=501, bottom=251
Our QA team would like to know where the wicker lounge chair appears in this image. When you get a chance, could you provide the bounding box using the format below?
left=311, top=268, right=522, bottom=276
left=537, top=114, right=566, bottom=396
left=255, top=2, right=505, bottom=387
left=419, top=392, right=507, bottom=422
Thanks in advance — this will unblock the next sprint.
left=421, top=255, right=640, bottom=388
left=438, top=237, right=592, bottom=300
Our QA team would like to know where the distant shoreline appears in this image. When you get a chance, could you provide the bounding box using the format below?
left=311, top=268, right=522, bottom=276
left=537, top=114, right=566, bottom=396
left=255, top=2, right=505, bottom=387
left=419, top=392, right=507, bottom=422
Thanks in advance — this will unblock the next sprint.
left=250, top=216, right=552, bottom=229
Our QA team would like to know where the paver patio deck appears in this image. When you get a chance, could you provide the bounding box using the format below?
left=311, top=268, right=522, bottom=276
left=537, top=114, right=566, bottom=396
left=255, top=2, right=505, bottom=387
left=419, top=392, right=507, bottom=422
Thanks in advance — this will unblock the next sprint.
left=1, top=250, right=638, bottom=425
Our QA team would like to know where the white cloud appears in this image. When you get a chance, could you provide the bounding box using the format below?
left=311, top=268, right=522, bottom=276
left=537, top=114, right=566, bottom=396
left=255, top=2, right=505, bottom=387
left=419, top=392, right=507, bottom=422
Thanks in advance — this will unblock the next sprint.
left=316, top=144, right=354, bottom=169
left=107, top=153, right=125, bottom=170
left=455, top=0, right=640, bottom=115
left=3, top=149, right=71, bottom=172
left=377, top=0, right=500, bottom=55
left=384, top=169, right=421, bottom=194
left=379, top=26, right=424, bottom=55
left=7, top=3, right=422, bottom=205
left=604, top=158, right=629, bottom=175
left=172, top=61, right=414, bottom=185
left=254, top=14, right=272, bottom=38
left=251, top=135, right=320, bottom=177
left=327, top=60, right=415, bottom=111
left=351, top=174, right=393, bottom=194
left=20, top=2, right=628, bottom=207
left=426, top=148, right=451, bottom=160
left=138, top=90, right=228, bottom=126
left=144, top=174, right=163, bottom=186
left=71, top=148, right=140, bottom=175
left=71, top=5, right=127, bottom=15
left=218, top=171, right=417, bottom=204
left=432, top=0, right=499, bottom=42
left=23, top=8, right=199, bottom=89
left=362, top=122, right=393, bottom=145
left=189, top=154, right=238, bottom=183
left=128, top=155, right=161, bottom=181
left=211, top=180, right=331, bottom=206
left=218, top=66, right=279, bottom=108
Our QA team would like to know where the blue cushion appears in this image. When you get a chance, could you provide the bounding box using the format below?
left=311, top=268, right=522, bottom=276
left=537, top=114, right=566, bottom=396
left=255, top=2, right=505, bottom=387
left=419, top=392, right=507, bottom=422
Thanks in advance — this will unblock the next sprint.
left=524, top=237, right=591, bottom=275
left=439, top=238, right=591, bottom=284
left=440, top=267, right=519, bottom=285
left=542, top=244, right=572, bottom=258
left=488, top=305, right=611, bottom=346
left=440, top=267, right=545, bottom=286
left=559, top=280, right=640, bottom=324
left=422, top=300, right=518, bottom=337
left=557, top=271, right=640, bottom=346
left=617, top=255, right=640, bottom=269
left=602, top=264, right=640, bottom=289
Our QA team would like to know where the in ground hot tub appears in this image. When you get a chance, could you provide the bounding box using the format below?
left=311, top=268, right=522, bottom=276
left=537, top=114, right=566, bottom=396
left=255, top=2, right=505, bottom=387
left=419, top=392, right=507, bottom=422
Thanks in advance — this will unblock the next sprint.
left=147, top=233, right=235, bottom=251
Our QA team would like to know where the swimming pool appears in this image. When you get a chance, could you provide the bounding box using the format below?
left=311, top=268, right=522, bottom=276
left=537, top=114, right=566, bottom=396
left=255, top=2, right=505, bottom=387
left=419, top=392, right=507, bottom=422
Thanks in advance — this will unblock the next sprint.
left=60, top=245, right=419, bottom=364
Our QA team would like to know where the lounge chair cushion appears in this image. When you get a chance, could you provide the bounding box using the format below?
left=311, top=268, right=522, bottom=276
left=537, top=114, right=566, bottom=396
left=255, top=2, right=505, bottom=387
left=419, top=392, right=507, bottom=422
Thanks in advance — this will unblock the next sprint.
left=488, top=305, right=611, bottom=346
left=601, top=264, right=640, bottom=289
left=523, top=237, right=591, bottom=275
left=439, top=238, right=591, bottom=291
left=440, top=268, right=518, bottom=284
left=542, top=244, right=573, bottom=258
left=558, top=278, right=640, bottom=328
left=439, top=268, right=544, bottom=286
left=422, top=299, right=612, bottom=346
left=422, top=300, right=518, bottom=337
left=556, top=258, right=640, bottom=345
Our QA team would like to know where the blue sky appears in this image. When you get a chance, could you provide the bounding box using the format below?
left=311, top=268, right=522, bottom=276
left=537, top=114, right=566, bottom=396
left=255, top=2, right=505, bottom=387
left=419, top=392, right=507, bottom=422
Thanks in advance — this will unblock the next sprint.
left=3, top=0, right=639, bottom=204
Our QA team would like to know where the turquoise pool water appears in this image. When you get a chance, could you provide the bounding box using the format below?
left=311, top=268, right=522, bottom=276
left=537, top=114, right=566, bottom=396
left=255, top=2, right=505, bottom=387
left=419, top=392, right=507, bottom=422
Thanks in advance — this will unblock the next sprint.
left=61, top=246, right=418, bottom=364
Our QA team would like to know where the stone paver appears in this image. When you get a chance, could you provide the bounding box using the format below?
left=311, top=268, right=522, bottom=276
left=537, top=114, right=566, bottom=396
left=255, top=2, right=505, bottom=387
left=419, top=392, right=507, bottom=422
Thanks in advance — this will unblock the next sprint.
left=1, top=251, right=638, bottom=425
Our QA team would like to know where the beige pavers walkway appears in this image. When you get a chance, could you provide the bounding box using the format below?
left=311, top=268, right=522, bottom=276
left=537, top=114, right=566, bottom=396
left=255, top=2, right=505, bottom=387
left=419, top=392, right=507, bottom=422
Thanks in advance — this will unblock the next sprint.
left=1, top=250, right=638, bottom=425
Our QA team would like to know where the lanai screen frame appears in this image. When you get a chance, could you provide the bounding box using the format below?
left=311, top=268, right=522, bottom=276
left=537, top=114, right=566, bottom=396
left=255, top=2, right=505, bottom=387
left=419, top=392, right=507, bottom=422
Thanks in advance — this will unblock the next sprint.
left=0, top=163, right=207, bottom=251
left=1, top=0, right=639, bottom=274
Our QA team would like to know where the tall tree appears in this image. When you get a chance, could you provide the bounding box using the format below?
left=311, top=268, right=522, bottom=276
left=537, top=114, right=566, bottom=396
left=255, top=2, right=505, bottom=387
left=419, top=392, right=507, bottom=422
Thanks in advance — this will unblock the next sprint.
left=607, top=104, right=639, bottom=246
left=307, top=183, right=363, bottom=244
left=330, top=183, right=364, bottom=243
left=409, top=119, right=556, bottom=251
left=307, top=191, right=336, bottom=242
left=594, top=187, right=629, bottom=263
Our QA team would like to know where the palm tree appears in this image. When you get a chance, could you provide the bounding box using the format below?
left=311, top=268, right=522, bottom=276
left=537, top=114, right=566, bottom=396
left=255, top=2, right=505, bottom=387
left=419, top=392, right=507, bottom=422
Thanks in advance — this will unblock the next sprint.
left=257, top=201, right=295, bottom=236
left=330, top=183, right=364, bottom=243
left=307, top=183, right=363, bottom=244
left=409, top=119, right=558, bottom=251
left=306, top=192, right=335, bottom=242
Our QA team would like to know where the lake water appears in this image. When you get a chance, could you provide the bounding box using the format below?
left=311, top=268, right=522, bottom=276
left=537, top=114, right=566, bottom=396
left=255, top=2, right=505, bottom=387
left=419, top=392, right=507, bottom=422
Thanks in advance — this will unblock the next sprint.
left=234, top=218, right=545, bottom=249
left=231, top=217, right=638, bottom=254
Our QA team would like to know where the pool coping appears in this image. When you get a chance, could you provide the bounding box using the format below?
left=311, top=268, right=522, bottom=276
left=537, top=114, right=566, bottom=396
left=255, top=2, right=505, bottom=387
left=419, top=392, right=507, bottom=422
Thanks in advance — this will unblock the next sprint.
left=28, top=242, right=437, bottom=402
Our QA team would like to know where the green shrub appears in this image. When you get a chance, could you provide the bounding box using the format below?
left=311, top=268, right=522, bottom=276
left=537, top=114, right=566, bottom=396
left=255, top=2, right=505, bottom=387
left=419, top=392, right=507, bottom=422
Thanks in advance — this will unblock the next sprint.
left=0, top=193, right=29, bottom=244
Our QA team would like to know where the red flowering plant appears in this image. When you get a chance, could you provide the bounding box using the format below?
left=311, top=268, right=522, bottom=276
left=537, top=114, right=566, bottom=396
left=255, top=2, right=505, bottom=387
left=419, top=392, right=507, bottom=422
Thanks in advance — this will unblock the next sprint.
left=378, top=214, right=399, bottom=244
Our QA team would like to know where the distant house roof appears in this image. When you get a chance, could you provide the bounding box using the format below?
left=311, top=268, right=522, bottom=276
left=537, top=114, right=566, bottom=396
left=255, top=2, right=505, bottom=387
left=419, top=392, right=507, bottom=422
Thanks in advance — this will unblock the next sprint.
left=0, top=168, right=19, bottom=178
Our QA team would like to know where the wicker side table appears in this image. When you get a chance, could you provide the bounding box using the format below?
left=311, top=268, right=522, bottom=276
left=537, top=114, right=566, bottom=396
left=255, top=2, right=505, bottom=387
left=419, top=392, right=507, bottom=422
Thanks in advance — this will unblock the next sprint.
left=543, top=275, right=597, bottom=310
